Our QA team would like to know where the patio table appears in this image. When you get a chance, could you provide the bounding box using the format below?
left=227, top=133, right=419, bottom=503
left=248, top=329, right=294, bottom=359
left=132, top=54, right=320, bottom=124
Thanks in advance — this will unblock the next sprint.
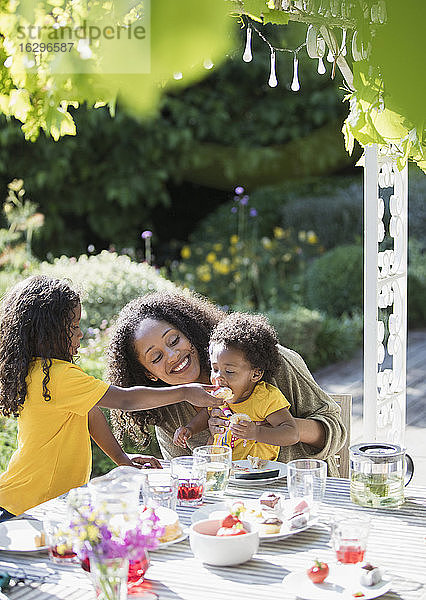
left=1, top=477, right=425, bottom=600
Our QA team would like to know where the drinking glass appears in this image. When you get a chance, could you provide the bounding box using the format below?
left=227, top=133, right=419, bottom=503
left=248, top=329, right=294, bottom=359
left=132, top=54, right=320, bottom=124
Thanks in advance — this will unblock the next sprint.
left=193, top=446, right=232, bottom=497
left=332, top=517, right=370, bottom=564
left=287, top=459, right=327, bottom=511
left=43, top=519, right=79, bottom=564
left=141, top=471, right=178, bottom=510
left=170, top=456, right=206, bottom=506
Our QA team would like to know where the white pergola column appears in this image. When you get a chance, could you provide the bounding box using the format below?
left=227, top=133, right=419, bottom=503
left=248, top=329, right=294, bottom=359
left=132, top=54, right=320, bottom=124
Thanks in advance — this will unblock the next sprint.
left=363, top=145, right=408, bottom=444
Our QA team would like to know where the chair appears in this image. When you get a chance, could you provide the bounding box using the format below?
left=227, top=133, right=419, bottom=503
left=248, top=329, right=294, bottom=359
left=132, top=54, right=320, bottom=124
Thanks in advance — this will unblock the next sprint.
left=329, top=393, right=352, bottom=478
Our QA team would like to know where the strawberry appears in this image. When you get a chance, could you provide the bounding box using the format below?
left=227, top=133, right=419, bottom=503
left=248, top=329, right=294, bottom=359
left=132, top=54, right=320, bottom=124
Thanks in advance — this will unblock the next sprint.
left=221, top=514, right=241, bottom=528
left=217, top=525, right=247, bottom=536
left=307, top=560, right=329, bottom=584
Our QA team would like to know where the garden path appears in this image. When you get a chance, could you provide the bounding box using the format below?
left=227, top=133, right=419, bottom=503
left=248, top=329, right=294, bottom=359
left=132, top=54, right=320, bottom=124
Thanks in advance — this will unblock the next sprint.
left=314, top=329, right=426, bottom=486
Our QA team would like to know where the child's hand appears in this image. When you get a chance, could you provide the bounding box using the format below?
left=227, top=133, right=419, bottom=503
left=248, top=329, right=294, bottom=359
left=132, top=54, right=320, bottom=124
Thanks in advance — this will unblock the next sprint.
left=130, top=455, right=163, bottom=469
left=173, top=426, right=193, bottom=448
left=230, top=419, right=258, bottom=441
left=207, top=408, right=230, bottom=436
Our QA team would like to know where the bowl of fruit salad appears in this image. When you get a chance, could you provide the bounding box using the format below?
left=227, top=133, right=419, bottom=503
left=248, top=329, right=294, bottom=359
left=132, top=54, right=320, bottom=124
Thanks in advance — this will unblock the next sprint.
left=189, top=513, right=259, bottom=566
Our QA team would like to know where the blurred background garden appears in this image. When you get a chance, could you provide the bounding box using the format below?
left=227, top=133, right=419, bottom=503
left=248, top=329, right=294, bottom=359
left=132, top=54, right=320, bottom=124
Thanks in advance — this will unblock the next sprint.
left=0, top=12, right=424, bottom=476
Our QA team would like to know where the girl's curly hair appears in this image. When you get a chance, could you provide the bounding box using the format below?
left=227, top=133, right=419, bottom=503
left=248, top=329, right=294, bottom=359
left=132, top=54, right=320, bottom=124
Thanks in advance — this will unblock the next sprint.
left=107, top=290, right=224, bottom=446
left=209, top=312, right=280, bottom=383
left=0, top=275, right=80, bottom=417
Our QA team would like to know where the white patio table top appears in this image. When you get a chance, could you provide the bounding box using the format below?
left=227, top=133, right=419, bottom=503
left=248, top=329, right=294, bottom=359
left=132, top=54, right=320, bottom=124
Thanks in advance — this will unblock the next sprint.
left=1, top=477, right=425, bottom=600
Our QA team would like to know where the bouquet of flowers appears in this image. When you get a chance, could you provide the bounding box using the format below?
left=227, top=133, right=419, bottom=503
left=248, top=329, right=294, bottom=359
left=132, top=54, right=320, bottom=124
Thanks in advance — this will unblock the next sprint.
left=68, top=503, right=164, bottom=600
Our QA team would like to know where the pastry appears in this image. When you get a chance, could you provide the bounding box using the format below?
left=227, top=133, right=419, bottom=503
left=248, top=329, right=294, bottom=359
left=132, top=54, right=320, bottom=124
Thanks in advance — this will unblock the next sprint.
left=259, top=492, right=281, bottom=510
left=360, top=564, right=383, bottom=586
left=151, top=507, right=182, bottom=543
left=288, top=512, right=308, bottom=530
left=34, top=532, right=46, bottom=547
left=247, top=455, right=268, bottom=469
left=257, top=517, right=283, bottom=535
left=211, top=386, right=233, bottom=401
left=229, top=413, right=251, bottom=425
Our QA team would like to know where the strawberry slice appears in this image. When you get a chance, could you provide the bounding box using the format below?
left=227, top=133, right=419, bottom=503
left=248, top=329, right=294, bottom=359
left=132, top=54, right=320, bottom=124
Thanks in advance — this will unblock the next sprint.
left=221, top=514, right=241, bottom=528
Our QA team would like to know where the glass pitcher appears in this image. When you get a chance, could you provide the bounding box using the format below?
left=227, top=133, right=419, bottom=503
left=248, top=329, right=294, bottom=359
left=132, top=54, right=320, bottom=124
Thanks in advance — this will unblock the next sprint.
left=350, top=443, right=414, bottom=508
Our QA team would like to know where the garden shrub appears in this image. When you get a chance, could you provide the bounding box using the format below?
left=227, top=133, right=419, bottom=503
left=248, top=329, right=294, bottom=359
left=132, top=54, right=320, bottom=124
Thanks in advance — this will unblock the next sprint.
left=305, top=245, right=363, bottom=318
left=265, top=306, right=363, bottom=372
left=408, top=239, right=426, bottom=328
left=37, top=250, right=179, bottom=330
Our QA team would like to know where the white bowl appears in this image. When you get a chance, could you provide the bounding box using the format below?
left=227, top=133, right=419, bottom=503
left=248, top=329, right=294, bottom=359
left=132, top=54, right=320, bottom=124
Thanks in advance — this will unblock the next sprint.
left=189, top=519, right=259, bottom=566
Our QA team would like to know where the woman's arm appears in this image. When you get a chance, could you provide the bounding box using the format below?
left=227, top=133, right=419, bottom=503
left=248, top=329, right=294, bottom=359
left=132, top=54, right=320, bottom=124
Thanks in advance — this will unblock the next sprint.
left=97, top=383, right=221, bottom=411
left=229, top=408, right=300, bottom=447
left=294, top=418, right=326, bottom=448
left=88, top=407, right=162, bottom=468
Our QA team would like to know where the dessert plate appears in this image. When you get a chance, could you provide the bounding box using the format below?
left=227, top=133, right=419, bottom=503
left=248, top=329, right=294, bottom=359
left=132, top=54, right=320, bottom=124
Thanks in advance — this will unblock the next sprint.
left=0, top=519, right=48, bottom=552
left=282, top=564, right=391, bottom=600
left=230, top=460, right=287, bottom=486
left=155, top=529, right=189, bottom=550
left=191, top=502, right=318, bottom=541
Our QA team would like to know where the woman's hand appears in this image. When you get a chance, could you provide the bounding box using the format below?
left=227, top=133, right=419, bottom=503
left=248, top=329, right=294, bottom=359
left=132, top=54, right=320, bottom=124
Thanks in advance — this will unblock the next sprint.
left=173, top=426, right=193, bottom=448
left=182, top=384, right=224, bottom=408
left=207, top=408, right=230, bottom=436
left=128, top=455, right=163, bottom=469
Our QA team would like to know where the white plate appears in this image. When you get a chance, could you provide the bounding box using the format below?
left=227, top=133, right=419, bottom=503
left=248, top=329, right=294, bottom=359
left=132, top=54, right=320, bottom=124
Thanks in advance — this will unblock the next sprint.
left=282, top=564, right=391, bottom=600
left=230, top=460, right=287, bottom=486
left=0, top=519, right=48, bottom=552
left=191, top=502, right=318, bottom=541
left=154, top=529, right=188, bottom=550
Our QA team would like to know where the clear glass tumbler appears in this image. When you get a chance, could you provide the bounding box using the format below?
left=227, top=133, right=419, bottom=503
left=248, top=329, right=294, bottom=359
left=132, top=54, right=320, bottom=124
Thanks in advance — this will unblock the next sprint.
left=193, top=445, right=232, bottom=497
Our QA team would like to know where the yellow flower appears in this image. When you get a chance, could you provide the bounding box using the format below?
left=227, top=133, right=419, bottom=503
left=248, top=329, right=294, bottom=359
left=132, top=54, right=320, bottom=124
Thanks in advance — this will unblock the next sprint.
left=283, top=253, right=292, bottom=262
left=298, top=230, right=307, bottom=242
left=230, top=235, right=239, bottom=245
left=273, top=227, right=284, bottom=239
left=213, top=261, right=231, bottom=275
left=213, top=243, right=223, bottom=252
left=206, top=252, right=216, bottom=263
left=230, top=246, right=237, bottom=255
left=307, top=230, right=318, bottom=244
left=261, top=237, right=272, bottom=250
left=196, top=265, right=211, bottom=282
left=87, top=524, right=100, bottom=542
left=233, top=272, right=241, bottom=283
left=181, top=246, right=191, bottom=259
left=200, top=272, right=211, bottom=282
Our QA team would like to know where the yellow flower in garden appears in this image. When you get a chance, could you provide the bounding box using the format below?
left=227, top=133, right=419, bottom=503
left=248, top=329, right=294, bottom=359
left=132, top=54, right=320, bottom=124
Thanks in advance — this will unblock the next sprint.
left=298, top=230, right=307, bottom=242
left=283, top=253, right=292, bottom=262
left=230, top=246, right=237, bottom=255
left=230, top=235, right=239, bottom=245
left=197, top=265, right=211, bottom=282
left=201, top=272, right=211, bottom=282
left=307, top=230, right=318, bottom=244
left=181, top=246, right=191, bottom=259
left=262, top=237, right=272, bottom=250
left=234, top=272, right=241, bottom=282
left=213, top=260, right=231, bottom=275
left=213, top=243, right=223, bottom=252
left=273, top=227, right=284, bottom=239
left=206, top=252, right=216, bottom=263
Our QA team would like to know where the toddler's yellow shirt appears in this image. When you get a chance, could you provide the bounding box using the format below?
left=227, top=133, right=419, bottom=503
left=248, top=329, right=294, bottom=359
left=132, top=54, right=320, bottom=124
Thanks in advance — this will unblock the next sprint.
left=213, top=381, right=290, bottom=460
left=0, top=359, right=109, bottom=515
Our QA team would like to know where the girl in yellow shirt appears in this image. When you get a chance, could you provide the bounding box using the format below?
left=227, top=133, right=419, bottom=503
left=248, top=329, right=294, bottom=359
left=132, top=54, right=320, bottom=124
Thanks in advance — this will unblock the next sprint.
left=0, top=276, right=220, bottom=520
left=174, top=312, right=299, bottom=460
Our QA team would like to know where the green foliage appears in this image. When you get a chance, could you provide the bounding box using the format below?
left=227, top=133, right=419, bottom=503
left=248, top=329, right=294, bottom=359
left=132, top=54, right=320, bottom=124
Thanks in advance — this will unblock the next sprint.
left=35, top=250, right=178, bottom=330
left=0, top=416, right=17, bottom=473
left=0, top=0, right=233, bottom=140
left=408, top=239, right=426, bottom=328
left=265, top=306, right=363, bottom=372
left=171, top=190, right=322, bottom=311
left=305, top=244, right=363, bottom=318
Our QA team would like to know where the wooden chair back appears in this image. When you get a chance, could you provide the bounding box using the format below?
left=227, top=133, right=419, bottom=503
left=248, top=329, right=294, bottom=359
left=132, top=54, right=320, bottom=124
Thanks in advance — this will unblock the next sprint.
left=329, top=393, right=352, bottom=478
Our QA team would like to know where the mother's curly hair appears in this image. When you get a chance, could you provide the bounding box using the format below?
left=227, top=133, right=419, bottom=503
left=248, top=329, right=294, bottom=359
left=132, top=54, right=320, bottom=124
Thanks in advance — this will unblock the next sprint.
left=209, top=312, right=280, bottom=383
left=107, top=290, right=224, bottom=446
left=0, top=275, right=80, bottom=417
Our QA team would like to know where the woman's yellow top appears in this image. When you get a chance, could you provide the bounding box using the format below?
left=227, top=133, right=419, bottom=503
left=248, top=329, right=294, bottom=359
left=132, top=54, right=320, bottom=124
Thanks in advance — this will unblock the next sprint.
left=213, top=381, right=290, bottom=460
left=0, top=358, right=109, bottom=515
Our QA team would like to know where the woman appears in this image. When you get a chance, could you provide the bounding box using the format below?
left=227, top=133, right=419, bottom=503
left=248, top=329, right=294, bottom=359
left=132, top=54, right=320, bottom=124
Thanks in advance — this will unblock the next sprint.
left=107, top=291, right=346, bottom=476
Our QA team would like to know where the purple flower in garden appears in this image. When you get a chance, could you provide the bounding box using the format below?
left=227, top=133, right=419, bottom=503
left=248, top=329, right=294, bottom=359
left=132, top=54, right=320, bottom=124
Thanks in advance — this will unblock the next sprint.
left=249, top=208, right=258, bottom=217
left=240, top=195, right=249, bottom=206
left=231, top=206, right=237, bottom=213
left=235, top=186, right=244, bottom=195
left=141, top=230, right=152, bottom=239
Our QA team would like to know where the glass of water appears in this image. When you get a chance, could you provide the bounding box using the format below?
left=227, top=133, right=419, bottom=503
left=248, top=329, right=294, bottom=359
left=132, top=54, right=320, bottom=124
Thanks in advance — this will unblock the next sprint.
left=287, top=459, right=327, bottom=511
left=141, top=471, right=179, bottom=510
left=193, top=445, right=232, bottom=497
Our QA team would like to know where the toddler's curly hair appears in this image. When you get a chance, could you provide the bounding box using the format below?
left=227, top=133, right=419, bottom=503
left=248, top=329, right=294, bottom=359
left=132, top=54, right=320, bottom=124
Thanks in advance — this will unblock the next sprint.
left=0, top=275, right=80, bottom=417
left=209, top=312, right=280, bottom=383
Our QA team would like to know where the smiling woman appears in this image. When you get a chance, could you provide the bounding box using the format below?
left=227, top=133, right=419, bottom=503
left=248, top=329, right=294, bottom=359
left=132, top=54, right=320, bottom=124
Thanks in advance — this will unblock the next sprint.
left=107, top=291, right=347, bottom=476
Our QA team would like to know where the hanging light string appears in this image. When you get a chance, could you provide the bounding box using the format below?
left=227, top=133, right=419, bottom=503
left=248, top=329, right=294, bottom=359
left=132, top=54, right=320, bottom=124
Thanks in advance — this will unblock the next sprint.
left=242, top=17, right=306, bottom=90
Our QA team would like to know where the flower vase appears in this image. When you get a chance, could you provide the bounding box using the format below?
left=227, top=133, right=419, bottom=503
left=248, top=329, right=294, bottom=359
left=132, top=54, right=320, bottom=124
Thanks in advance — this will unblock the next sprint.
left=91, top=556, right=129, bottom=600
